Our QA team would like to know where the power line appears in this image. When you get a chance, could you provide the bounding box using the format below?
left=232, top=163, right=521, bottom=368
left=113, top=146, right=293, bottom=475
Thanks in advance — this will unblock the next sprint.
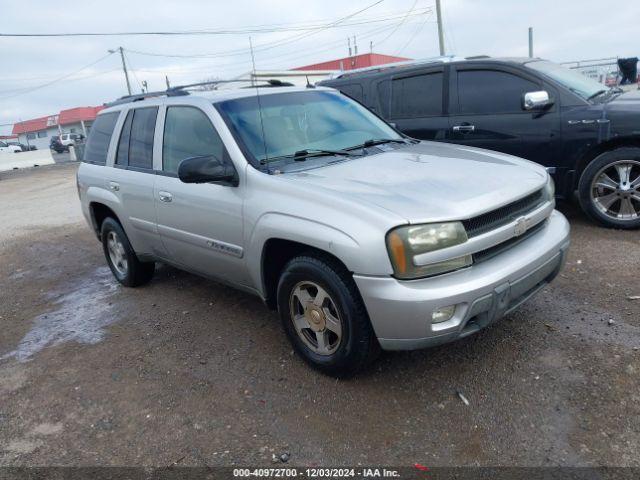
left=396, top=14, right=431, bottom=55
left=124, top=4, right=427, bottom=62
left=374, top=0, right=419, bottom=48
left=0, top=0, right=387, bottom=37
left=124, top=9, right=431, bottom=60
left=0, top=53, right=115, bottom=101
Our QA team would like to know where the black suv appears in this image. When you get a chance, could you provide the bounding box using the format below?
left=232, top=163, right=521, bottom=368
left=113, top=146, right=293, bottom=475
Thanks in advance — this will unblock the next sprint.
left=320, top=57, right=640, bottom=229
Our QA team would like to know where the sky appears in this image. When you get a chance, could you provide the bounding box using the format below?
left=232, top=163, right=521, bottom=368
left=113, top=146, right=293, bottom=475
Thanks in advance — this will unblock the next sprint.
left=2, top=0, right=640, bottom=136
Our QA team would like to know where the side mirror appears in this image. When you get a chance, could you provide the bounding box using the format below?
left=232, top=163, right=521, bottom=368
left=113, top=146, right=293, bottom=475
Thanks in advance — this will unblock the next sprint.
left=523, top=90, right=552, bottom=110
left=178, top=155, right=238, bottom=186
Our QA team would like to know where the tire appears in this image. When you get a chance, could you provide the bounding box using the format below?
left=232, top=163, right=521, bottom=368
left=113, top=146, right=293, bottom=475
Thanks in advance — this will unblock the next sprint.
left=276, top=254, right=380, bottom=377
left=100, top=217, right=155, bottom=287
left=578, top=148, right=640, bottom=229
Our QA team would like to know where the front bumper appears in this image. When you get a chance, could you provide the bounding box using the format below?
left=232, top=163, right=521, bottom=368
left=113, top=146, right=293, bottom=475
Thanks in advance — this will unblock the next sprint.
left=353, top=210, right=570, bottom=351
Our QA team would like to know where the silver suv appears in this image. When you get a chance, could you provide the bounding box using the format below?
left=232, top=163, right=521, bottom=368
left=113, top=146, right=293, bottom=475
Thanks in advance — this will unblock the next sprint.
left=77, top=85, right=570, bottom=376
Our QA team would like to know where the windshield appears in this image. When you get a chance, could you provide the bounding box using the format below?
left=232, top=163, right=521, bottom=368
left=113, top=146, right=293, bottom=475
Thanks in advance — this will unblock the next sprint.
left=216, top=90, right=401, bottom=167
left=526, top=60, right=610, bottom=101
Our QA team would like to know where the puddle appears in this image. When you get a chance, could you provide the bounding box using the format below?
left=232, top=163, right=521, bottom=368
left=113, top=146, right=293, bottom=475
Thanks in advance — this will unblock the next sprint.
left=1, top=267, right=120, bottom=362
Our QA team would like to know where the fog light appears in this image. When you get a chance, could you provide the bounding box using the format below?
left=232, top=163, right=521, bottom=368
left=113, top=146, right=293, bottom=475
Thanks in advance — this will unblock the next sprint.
left=432, top=305, right=456, bottom=323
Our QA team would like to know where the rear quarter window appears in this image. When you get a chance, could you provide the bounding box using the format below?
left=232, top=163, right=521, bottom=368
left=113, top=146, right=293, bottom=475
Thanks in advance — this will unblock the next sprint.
left=83, top=112, right=119, bottom=165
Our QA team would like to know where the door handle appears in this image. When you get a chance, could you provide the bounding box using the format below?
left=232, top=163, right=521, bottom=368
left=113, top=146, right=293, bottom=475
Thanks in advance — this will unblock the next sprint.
left=108, top=181, right=120, bottom=191
left=158, top=191, right=173, bottom=203
left=452, top=124, right=475, bottom=133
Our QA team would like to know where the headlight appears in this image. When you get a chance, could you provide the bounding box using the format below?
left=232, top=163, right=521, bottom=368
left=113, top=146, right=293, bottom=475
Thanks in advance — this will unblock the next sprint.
left=386, top=222, right=472, bottom=279
left=544, top=174, right=555, bottom=203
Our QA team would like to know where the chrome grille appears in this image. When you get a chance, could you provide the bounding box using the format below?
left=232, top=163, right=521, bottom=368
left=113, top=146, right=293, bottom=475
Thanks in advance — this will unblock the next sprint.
left=472, top=220, right=546, bottom=264
left=462, top=189, right=545, bottom=238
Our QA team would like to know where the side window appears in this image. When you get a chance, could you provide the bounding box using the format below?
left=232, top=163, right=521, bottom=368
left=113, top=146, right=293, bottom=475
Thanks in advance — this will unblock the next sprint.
left=83, top=111, right=119, bottom=164
left=339, top=83, right=364, bottom=103
left=390, top=72, right=443, bottom=118
left=128, top=107, right=158, bottom=170
left=115, top=110, right=133, bottom=166
left=162, top=106, right=229, bottom=174
left=376, top=79, right=391, bottom=118
left=457, top=70, right=539, bottom=114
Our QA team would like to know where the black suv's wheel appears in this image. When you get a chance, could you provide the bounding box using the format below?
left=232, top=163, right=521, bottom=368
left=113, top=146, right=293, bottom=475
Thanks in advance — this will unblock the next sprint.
left=578, top=148, right=640, bottom=229
left=277, top=254, right=379, bottom=377
left=101, top=218, right=155, bottom=287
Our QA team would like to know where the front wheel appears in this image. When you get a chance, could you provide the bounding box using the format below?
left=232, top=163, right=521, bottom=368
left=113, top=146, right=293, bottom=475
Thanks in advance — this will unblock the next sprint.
left=578, top=148, right=640, bottom=229
left=277, top=254, right=379, bottom=377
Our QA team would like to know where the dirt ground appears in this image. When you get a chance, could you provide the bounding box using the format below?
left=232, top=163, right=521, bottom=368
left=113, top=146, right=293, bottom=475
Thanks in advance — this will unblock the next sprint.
left=0, top=163, right=639, bottom=467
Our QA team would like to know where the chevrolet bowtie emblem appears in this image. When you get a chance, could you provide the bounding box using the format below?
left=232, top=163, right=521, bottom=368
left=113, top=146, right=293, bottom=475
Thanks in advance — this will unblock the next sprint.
left=514, top=217, right=528, bottom=236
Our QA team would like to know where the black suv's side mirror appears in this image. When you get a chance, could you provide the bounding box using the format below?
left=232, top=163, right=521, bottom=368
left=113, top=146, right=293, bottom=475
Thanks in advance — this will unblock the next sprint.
left=178, top=155, right=238, bottom=186
left=523, top=90, right=553, bottom=110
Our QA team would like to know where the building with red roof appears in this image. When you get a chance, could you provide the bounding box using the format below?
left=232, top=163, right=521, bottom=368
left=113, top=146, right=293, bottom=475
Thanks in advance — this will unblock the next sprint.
left=292, top=52, right=411, bottom=72
left=12, top=106, right=104, bottom=150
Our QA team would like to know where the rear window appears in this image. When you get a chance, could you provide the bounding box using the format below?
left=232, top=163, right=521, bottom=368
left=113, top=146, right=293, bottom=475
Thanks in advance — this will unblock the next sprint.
left=128, top=107, right=158, bottom=170
left=83, top=112, right=119, bottom=164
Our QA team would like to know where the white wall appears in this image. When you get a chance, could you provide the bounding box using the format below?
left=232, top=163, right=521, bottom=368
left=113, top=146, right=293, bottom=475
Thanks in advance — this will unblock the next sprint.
left=0, top=149, right=55, bottom=172
left=17, top=122, right=87, bottom=150
left=18, top=126, right=59, bottom=150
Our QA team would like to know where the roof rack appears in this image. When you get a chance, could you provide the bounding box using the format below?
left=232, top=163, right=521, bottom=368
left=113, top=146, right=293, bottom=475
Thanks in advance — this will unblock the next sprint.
left=105, top=79, right=295, bottom=107
left=331, top=55, right=466, bottom=79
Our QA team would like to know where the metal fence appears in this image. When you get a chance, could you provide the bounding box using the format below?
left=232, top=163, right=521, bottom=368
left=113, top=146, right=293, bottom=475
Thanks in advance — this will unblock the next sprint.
left=559, top=57, right=623, bottom=86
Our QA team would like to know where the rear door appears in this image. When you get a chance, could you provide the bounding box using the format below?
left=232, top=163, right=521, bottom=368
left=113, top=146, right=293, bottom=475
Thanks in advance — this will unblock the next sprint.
left=379, top=66, right=449, bottom=141
left=106, top=106, right=164, bottom=257
left=154, top=104, right=249, bottom=287
left=448, top=64, right=561, bottom=167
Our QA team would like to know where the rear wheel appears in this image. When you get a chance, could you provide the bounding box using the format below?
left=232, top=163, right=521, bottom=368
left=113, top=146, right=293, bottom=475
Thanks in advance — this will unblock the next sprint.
left=101, top=218, right=155, bottom=287
left=578, top=148, right=640, bottom=229
left=277, top=254, right=379, bottom=377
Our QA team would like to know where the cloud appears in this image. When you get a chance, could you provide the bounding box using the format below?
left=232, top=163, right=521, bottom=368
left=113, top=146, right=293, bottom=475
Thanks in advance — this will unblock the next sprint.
left=1, top=0, right=638, bottom=134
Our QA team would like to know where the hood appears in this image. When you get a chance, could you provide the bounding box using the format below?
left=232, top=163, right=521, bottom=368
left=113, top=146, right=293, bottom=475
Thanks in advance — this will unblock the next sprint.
left=286, top=142, right=547, bottom=224
left=604, top=89, right=640, bottom=112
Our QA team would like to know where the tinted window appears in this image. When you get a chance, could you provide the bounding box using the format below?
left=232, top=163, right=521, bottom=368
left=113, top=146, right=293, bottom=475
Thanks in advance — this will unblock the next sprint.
left=458, top=70, right=539, bottom=114
left=84, top=111, right=119, bottom=164
left=115, top=110, right=133, bottom=166
left=128, top=107, right=157, bottom=169
left=391, top=72, right=443, bottom=118
left=376, top=80, right=391, bottom=117
left=163, top=106, right=229, bottom=174
left=338, top=83, right=364, bottom=103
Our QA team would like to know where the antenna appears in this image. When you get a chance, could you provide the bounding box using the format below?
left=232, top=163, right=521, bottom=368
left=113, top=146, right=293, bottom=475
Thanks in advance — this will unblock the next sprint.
left=249, top=36, right=270, bottom=171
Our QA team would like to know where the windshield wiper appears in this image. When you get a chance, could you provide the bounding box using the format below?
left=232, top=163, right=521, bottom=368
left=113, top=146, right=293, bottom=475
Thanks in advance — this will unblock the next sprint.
left=345, top=138, right=408, bottom=150
left=586, top=89, right=608, bottom=101
left=263, top=148, right=359, bottom=163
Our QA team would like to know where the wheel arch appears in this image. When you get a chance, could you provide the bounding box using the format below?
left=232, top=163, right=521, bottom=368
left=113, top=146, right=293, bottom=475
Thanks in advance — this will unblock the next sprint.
left=576, top=136, right=640, bottom=187
left=89, top=202, right=123, bottom=240
left=260, top=238, right=353, bottom=310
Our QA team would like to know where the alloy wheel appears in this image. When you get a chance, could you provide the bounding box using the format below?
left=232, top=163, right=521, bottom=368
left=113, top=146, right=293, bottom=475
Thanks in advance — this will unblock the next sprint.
left=106, top=230, right=128, bottom=277
left=289, top=281, right=343, bottom=356
left=590, top=160, right=640, bottom=221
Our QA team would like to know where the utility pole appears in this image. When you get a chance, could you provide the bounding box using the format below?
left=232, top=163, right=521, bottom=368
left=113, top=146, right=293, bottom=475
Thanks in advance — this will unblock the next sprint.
left=435, top=0, right=445, bottom=56
left=528, top=27, right=534, bottom=58
left=165, top=75, right=171, bottom=89
left=109, top=47, right=132, bottom=96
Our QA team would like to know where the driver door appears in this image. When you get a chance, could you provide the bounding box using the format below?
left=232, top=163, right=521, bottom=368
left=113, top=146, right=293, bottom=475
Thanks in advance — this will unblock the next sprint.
left=153, top=105, right=249, bottom=287
left=448, top=65, right=561, bottom=168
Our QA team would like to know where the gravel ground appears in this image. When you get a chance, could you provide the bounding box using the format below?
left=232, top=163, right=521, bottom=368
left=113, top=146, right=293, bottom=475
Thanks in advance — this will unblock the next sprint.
left=0, top=163, right=639, bottom=467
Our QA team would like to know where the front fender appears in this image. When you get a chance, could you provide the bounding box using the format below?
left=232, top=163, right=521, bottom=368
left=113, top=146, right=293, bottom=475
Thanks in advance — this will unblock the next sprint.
left=246, top=212, right=390, bottom=297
